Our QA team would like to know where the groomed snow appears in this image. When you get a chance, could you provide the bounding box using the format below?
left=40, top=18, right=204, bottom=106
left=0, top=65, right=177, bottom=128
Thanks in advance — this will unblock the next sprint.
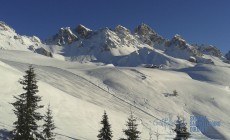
left=0, top=50, right=230, bottom=140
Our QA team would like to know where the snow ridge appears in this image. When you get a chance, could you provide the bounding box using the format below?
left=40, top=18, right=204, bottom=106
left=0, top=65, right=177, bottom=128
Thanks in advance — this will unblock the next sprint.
left=0, top=21, right=229, bottom=67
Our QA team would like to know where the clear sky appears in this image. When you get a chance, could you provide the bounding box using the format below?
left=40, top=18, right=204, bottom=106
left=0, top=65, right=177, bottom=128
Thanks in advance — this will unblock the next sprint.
left=0, top=0, right=229, bottom=53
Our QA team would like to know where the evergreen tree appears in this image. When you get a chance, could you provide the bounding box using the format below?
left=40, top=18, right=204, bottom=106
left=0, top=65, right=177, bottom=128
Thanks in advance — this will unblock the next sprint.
left=97, top=111, right=113, bottom=140
left=120, top=112, right=141, bottom=140
left=173, top=116, right=191, bottom=140
left=11, top=95, right=26, bottom=140
left=11, top=65, right=44, bottom=140
left=42, top=104, right=56, bottom=140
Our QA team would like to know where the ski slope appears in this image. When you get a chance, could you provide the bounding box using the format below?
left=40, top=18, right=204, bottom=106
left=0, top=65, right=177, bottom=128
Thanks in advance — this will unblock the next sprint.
left=0, top=50, right=230, bottom=140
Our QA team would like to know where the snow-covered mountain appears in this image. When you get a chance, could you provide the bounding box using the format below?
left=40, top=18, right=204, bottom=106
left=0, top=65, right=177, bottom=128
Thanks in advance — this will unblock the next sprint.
left=1, top=21, right=228, bottom=67
left=195, top=44, right=223, bottom=58
left=165, top=35, right=203, bottom=60
left=45, top=23, right=229, bottom=67
left=134, top=23, right=167, bottom=50
left=0, top=21, right=52, bottom=57
left=46, top=27, right=78, bottom=46
left=0, top=21, right=230, bottom=140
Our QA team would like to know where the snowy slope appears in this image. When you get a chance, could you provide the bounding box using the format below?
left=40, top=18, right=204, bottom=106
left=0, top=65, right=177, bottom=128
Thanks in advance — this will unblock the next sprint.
left=0, top=22, right=230, bottom=140
left=0, top=50, right=230, bottom=140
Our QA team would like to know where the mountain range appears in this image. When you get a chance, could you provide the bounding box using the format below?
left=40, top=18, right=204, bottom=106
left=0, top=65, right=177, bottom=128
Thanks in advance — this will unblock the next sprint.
left=0, top=21, right=230, bottom=140
left=1, top=21, right=229, bottom=68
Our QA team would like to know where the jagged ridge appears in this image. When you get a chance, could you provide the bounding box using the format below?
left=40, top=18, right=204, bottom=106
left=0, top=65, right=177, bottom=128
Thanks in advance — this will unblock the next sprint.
left=0, top=21, right=229, bottom=67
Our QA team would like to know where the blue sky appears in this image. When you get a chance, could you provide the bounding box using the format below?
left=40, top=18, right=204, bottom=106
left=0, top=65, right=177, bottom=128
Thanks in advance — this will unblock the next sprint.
left=0, top=0, right=229, bottom=53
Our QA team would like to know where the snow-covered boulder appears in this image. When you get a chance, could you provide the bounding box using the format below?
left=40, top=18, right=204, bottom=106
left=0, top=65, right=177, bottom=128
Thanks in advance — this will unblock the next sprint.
left=188, top=56, right=197, bottom=63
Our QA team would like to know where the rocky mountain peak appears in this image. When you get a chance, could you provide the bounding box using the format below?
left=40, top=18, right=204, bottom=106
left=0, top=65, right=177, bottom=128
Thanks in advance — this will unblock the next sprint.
left=134, top=23, right=166, bottom=49
left=134, top=23, right=156, bottom=36
left=170, top=34, right=191, bottom=49
left=75, top=24, right=92, bottom=38
left=30, top=36, right=41, bottom=44
left=0, top=21, right=15, bottom=32
left=195, top=44, right=223, bottom=58
left=1, top=21, right=229, bottom=66
left=166, top=34, right=203, bottom=59
left=172, top=34, right=185, bottom=42
left=115, top=25, right=130, bottom=34
left=47, top=27, right=78, bottom=45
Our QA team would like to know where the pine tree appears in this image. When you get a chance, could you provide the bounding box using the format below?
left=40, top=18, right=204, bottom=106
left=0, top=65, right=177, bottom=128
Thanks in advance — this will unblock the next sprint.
left=11, top=95, right=26, bottom=140
left=173, top=116, right=191, bottom=140
left=120, top=112, right=141, bottom=140
left=42, top=104, right=56, bottom=140
left=97, top=111, right=113, bottom=140
left=11, top=65, right=44, bottom=140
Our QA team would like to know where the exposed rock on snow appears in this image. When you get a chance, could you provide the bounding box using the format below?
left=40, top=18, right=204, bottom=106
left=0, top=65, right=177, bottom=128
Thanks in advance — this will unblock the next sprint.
left=0, top=21, right=53, bottom=58
left=225, top=51, right=230, bottom=60
left=35, top=47, right=53, bottom=57
left=0, top=21, right=15, bottom=32
left=134, top=23, right=167, bottom=50
left=195, top=44, right=223, bottom=58
left=166, top=35, right=202, bottom=58
left=75, top=24, right=92, bottom=38
left=115, top=25, right=130, bottom=34
left=134, top=23, right=154, bottom=36
left=47, top=27, right=78, bottom=46
left=1, top=21, right=228, bottom=67
left=28, top=45, right=52, bottom=57
left=0, top=21, right=230, bottom=139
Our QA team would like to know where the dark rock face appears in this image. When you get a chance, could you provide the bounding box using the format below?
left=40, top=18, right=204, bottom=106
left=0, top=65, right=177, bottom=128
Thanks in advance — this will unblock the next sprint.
left=134, top=24, right=166, bottom=49
left=196, top=45, right=223, bottom=58
left=29, top=45, right=52, bottom=57
left=28, top=45, right=36, bottom=52
left=115, top=25, right=131, bottom=37
left=44, top=23, right=227, bottom=66
left=76, top=24, right=92, bottom=38
left=134, top=23, right=155, bottom=36
left=0, top=22, right=7, bottom=31
left=47, top=27, right=78, bottom=46
left=0, top=21, right=14, bottom=31
left=168, top=35, right=202, bottom=57
left=170, top=35, right=187, bottom=49
left=35, top=47, right=53, bottom=57
left=226, top=51, right=230, bottom=60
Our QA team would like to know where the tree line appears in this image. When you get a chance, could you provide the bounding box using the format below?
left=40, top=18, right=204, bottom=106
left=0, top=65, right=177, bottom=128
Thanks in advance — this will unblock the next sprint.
left=10, top=66, right=190, bottom=140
